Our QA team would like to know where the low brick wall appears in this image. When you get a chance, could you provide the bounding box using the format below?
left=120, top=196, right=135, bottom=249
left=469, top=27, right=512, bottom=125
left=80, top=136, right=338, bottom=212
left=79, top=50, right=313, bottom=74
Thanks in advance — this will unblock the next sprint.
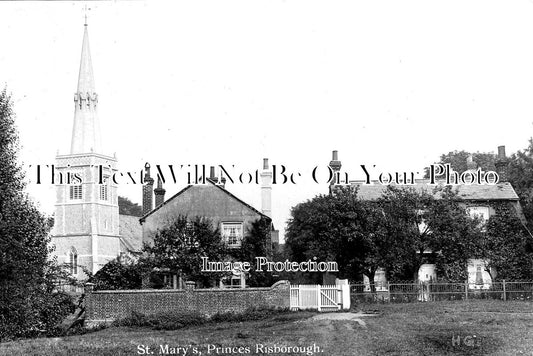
left=85, top=280, right=290, bottom=323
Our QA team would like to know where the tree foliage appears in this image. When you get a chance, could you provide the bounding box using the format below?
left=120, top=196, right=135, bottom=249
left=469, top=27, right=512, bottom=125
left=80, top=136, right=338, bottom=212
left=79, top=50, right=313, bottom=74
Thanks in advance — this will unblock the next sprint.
left=479, top=204, right=533, bottom=280
left=286, top=185, right=484, bottom=284
left=234, top=217, right=275, bottom=287
left=118, top=196, right=142, bottom=217
left=424, top=150, right=496, bottom=177
left=507, top=139, right=533, bottom=230
left=140, top=215, right=227, bottom=287
left=0, top=89, right=75, bottom=341
left=285, top=186, right=366, bottom=283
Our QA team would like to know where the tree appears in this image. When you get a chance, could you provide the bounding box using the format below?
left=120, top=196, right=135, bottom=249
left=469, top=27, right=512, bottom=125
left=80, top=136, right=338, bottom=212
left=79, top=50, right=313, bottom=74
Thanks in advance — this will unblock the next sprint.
left=479, top=204, right=533, bottom=280
left=140, top=215, right=227, bottom=288
left=286, top=185, right=484, bottom=286
left=0, top=89, right=75, bottom=340
left=285, top=186, right=368, bottom=284
left=507, top=139, right=533, bottom=229
left=118, top=196, right=142, bottom=216
left=377, top=186, right=483, bottom=282
left=424, top=150, right=496, bottom=177
left=234, top=217, right=275, bottom=287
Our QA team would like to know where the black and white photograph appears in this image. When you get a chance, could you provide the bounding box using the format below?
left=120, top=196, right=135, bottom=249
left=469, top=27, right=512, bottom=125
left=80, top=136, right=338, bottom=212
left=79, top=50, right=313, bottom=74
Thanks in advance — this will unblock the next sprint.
left=1, top=1, right=533, bottom=355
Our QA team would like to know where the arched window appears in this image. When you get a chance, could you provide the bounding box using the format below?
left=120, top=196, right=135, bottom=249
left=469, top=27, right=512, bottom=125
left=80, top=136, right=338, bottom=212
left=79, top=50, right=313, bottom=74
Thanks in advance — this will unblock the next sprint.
left=69, top=247, right=78, bottom=275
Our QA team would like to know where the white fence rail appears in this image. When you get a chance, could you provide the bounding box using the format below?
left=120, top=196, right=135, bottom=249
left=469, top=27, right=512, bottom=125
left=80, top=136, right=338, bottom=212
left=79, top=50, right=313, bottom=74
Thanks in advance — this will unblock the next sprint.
left=290, top=283, right=350, bottom=311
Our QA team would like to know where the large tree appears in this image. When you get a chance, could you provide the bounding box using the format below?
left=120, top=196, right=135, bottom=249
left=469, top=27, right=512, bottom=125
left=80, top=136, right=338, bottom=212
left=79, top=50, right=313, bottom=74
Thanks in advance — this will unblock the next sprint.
left=234, top=217, right=275, bottom=287
left=507, top=139, right=533, bottom=230
left=140, top=215, right=227, bottom=288
left=0, top=89, right=75, bottom=340
left=376, top=186, right=484, bottom=281
left=285, top=186, right=367, bottom=283
left=118, top=196, right=142, bottom=217
left=479, top=204, right=533, bottom=281
left=285, top=185, right=484, bottom=285
left=424, top=150, right=496, bottom=177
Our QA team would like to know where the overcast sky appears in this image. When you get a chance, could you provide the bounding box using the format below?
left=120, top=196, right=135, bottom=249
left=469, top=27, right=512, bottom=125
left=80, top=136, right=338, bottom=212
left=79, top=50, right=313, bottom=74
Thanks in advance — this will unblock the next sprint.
left=2, top=0, right=533, bottom=240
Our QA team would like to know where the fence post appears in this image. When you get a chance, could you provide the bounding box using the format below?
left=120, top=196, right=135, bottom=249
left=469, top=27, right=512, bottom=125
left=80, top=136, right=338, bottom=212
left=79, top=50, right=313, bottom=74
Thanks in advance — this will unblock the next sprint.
left=502, top=280, right=506, bottom=301
left=465, top=280, right=468, bottom=300
left=316, top=285, right=321, bottom=312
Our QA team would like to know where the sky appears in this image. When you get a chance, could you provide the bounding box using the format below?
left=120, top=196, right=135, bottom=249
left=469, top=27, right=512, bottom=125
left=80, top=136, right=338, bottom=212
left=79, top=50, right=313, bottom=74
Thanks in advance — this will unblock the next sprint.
left=2, top=0, right=533, bottom=241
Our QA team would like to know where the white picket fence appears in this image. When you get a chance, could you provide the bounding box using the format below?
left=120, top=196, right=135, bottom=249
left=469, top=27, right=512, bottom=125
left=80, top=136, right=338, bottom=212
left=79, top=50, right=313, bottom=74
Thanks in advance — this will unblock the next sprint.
left=290, top=282, right=350, bottom=311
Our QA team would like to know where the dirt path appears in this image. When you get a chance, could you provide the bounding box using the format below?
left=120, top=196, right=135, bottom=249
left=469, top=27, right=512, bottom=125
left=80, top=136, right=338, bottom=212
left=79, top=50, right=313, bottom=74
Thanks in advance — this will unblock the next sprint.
left=301, top=312, right=379, bottom=329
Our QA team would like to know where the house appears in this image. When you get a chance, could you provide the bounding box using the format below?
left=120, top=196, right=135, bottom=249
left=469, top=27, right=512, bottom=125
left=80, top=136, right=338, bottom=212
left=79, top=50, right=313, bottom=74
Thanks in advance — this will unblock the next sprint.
left=139, top=162, right=279, bottom=288
left=328, top=148, right=526, bottom=288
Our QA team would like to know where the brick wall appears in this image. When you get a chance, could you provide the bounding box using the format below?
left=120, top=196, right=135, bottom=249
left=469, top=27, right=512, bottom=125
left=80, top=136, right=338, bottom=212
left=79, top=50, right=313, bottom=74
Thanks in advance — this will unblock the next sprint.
left=85, top=280, right=290, bottom=323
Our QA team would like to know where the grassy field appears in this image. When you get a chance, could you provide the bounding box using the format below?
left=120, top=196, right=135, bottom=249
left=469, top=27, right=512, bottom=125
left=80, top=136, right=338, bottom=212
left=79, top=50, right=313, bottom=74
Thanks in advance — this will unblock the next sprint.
left=1, top=300, right=532, bottom=356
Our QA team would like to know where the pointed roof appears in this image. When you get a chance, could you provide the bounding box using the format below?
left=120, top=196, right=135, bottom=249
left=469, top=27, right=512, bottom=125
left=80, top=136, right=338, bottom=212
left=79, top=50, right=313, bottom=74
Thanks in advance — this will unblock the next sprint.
left=77, top=24, right=96, bottom=94
left=70, top=23, right=103, bottom=154
left=139, top=179, right=272, bottom=223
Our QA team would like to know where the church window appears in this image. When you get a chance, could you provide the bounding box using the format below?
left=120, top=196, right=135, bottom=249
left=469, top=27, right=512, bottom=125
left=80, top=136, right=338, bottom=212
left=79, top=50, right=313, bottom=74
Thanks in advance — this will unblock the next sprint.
left=69, top=185, right=82, bottom=200
left=69, top=248, right=78, bottom=275
left=100, top=176, right=109, bottom=201
left=221, top=222, right=243, bottom=248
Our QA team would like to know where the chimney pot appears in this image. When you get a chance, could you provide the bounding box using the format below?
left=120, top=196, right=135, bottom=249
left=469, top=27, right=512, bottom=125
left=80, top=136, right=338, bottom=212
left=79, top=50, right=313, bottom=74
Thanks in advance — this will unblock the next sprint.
left=263, top=158, right=269, bottom=170
left=210, top=166, right=216, bottom=180
left=332, top=150, right=338, bottom=161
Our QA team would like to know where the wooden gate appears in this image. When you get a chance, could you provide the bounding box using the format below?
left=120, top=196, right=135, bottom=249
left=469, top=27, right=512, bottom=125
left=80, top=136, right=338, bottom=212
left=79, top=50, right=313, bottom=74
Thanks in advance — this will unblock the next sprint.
left=290, top=284, right=342, bottom=312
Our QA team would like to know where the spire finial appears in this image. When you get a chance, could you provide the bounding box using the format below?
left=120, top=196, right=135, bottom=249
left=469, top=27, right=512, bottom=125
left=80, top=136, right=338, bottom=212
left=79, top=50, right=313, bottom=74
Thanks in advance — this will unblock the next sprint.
left=84, top=4, right=89, bottom=26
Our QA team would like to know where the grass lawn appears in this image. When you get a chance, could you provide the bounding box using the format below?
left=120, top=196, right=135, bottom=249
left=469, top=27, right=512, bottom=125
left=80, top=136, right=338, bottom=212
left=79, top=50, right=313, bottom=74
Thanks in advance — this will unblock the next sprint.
left=1, top=300, right=532, bottom=356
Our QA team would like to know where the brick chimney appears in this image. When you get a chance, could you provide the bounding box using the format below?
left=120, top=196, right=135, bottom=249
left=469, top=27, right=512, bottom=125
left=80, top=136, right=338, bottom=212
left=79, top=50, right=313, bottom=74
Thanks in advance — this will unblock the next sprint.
left=209, top=166, right=226, bottom=188
left=142, top=162, right=154, bottom=215
left=260, top=158, right=272, bottom=218
left=329, top=150, right=342, bottom=194
left=154, top=176, right=166, bottom=208
left=495, top=145, right=508, bottom=182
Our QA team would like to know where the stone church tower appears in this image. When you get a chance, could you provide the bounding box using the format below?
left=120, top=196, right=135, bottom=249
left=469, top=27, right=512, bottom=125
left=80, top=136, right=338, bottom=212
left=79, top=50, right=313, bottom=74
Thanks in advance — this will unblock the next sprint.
left=51, top=23, right=120, bottom=278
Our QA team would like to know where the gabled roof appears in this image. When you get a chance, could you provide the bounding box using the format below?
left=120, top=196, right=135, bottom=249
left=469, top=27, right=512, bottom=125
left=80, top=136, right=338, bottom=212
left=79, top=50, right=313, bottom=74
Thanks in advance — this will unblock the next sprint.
left=350, top=179, right=519, bottom=201
left=139, top=179, right=271, bottom=223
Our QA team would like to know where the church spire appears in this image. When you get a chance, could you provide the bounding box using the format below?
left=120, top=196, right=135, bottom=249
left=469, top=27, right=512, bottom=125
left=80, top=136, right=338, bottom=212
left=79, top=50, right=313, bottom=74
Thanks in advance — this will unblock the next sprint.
left=70, top=22, right=102, bottom=154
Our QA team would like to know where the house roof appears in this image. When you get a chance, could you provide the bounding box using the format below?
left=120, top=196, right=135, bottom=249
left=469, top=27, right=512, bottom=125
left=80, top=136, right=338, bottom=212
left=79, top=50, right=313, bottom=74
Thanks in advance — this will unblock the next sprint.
left=139, top=178, right=272, bottom=223
left=119, top=214, right=143, bottom=252
left=350, top=179, right=519, bottom=201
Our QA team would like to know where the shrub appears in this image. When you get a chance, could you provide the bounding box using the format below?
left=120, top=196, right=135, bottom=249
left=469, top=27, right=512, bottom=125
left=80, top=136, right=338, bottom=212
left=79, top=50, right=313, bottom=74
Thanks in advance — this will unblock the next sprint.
left=112, top=306, right=293, bottom=331
left=113, top=310, right=207, bottom=330
left=210, top=306, right=290, bottom=323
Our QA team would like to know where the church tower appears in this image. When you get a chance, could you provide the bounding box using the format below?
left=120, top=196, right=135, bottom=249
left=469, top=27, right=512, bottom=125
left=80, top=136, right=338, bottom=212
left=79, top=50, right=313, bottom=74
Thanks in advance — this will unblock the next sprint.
left=51, top=22, right=120, bottom=278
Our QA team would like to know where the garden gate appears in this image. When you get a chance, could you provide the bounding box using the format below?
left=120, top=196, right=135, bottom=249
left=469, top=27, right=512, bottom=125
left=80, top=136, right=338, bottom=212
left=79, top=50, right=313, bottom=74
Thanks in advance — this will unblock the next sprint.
left=290, top=283, right=350, bottom=311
